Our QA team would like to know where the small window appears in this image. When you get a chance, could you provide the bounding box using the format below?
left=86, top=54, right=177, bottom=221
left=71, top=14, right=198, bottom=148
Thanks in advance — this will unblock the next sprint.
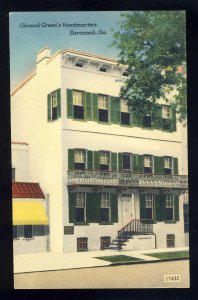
left=164, top=157, right=172, bottom=174
left=12, top=167, right=15, bottom=182
left=100, top=151, right=110, bottom=171
left=99, top=65, right=108, bottom=72
left=75, top=61, right=84, bottom=68
left=144, top=155, right=153, bottom=173
left=143, top=115, right=151, bottom=128
left=100, top=194, right=110, bottom=222
left=76, top=193, right=86, bottom=223
left=122, top=70, right=129, bottom=77
left=73, top=90, right=84, bottom=119
left=123, top=154, right=131, bottom=171
left=24, top=225, right=33, bottom=239
left=77, top=238, right=88, bottom=252
left=101, top=236, right=111, bottom=250
left=166, top=234, right=175, bottom=248
left=74, top=149, right=86, bottom=170
left=98, top=95, right=109, bottom=122
left=145, top=194, right=154, bottom=220
left=121, top=100, right=130, bottom=125
left=165, top=195, right=174, bottom=221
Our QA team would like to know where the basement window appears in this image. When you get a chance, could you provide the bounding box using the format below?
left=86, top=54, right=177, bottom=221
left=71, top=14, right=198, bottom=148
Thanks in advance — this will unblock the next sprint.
left=77, top=238, right=88, bottom=252
left=166, top=234, right=175, bottom=248
left=101, top=236, right=111, bottom=250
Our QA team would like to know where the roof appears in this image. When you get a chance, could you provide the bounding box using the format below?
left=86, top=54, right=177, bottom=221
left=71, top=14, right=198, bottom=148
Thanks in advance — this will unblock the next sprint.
left=12, top=182, right=45, bottom=199
left=63, top=49, right=118, bottom=63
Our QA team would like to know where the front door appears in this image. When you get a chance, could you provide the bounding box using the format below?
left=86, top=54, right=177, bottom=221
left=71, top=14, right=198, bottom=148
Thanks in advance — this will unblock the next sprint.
left=121, top=194, right=133, bottom=227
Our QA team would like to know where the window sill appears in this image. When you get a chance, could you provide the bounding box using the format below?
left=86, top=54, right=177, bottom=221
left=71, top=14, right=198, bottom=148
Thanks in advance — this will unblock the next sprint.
left=99, top=222, right=114, bottom=225
left=48, top=118, right=61, bottom=123
left=165, top=221, right=177, bottom=224
left=74, top=222, right=90, bottom=226
left=97, top=121, right=110, bottom=125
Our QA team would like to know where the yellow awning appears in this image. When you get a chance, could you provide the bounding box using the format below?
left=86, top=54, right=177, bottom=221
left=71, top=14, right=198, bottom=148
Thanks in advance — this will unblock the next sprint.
left=13, top=201, right=48, bottom=225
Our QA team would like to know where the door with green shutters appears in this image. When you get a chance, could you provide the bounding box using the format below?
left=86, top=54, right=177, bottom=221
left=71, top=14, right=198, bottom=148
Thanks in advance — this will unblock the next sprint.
left=110, top=96, right=120, bottom=124
left=67, top=89, right=73, bottom=118
left=110, top=194, right=118, bottom=223
left=154, top=156, right=164, bottom=174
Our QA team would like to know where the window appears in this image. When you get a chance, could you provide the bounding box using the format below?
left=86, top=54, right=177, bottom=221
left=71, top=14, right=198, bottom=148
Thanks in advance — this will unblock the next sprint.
left=123, top=153, right=131, bottom=171
left=145, top=194, right=154, bottom=220
left=99, top=65, right=108, bottom=72
left=74, top=149, right=86, bottom=170
left=101, top=236, right=111, bottom=250
left=76, top=193, right=86, bottom=223
left=73, top=90, right=84, bottom=119
left=165, top=195, right=174, bottom=221
left=75, top=60, right=84, bottom=68
left=184, top=204, right=189, bottom=233
left=144, top=155, right=153, bottom=173
left=143, top=114, right=151, bottom=128
left=162, top=106, right=171, bottom=130
left=100, top=151, right=110, bottom=171
left=13, top=226, right=18, bottom=240
left=51, top=91, right=58, bottom=120
left=100, top=194, right=110, bottom=222
left=121, top=100, right=130, bottom=125
left=24, top=225, right=33, bottom=239
left=98, top=94, right=109, bottom=122
left=77, top=238, right=88, bottom=252
left=122, top=70, right=129, bottom=77
left=166, top=234, right=175, bottom=247
left=164, top=157, right=172, bottom=174
left=12, top=167, right=15, bottom=182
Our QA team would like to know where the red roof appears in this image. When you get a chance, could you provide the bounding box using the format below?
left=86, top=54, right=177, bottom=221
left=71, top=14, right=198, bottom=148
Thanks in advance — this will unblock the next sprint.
left=12, top=182, right=45, bottom=199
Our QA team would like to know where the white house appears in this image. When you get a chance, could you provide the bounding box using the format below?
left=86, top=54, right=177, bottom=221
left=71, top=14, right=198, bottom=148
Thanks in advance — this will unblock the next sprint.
left=11, top=48, right=188, bottom=253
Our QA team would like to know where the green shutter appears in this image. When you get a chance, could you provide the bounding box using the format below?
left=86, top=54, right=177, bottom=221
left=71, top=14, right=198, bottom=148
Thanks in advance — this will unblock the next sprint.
left=69, top=192, right=76, bottom=223
left=173, top=158, right=178, bottom=175
left=68, top=149, right=74, bottom=170
left=140, top=194, right=146, bottom=220
left=174, top=195, right=180, bottom=221
left=154, top=156, right=164, bottom=174
left=171, top=107, right=177, bottom=132
left=87, top=150, right=93, bottom=170
left=94, top=151, right=100, bottom=170
left=152, top=105, right=162, bottom=129
left=86, top=193, right=100, bottom=223
left=84, top=92, right=92, bottom=120
left=92, top=93, right=98, bottom=121
left=111, top=152, right=117, bottom=171
left=155, top=194, right=166, bottom=222
left=57, top=89, right=61, bottom=118
left=111, top=194, right=118, bottom=223
left=132, top=111, right=142, bottom=127
left=132, top=154, right=144, bottom=173
left=67, top=89, right=73, bottom=118
left=118, top=153, right=123, bottom=171
left=47, top=94, right=51, bottom=122
left=110, top=96, right=120, bottom=124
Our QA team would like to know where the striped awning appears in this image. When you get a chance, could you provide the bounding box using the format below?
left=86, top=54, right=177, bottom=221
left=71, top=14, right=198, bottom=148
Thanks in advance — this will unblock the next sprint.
left=13, top=201, right=48, bottom=225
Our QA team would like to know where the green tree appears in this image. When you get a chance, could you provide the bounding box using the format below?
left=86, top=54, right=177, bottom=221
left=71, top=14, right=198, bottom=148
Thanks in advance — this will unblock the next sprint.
left=112, top=11, right=186, bottom=122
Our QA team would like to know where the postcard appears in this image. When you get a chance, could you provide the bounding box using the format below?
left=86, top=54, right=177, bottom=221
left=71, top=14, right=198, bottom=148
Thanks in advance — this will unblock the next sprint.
left=9, top=11, right=189, bottom=289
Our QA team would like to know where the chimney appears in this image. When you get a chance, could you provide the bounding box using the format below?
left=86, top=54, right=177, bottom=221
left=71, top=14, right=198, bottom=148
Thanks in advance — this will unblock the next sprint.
left=36, top=47, right=51, bottom=71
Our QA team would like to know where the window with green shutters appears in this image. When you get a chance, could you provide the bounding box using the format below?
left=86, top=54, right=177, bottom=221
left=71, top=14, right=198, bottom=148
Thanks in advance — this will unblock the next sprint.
left=154, top=156, right=164, bottom=174
left=47, top=89, right=61, bottom=122
left=132, top=154, right=144, bottom=173
left=155, top=194, right=166, bottom=222
left=87, top=150, right=93, bottom=170
left=67, top=89, right=73, bottom=118
left=94, top=151, right=100, bottom=170
left=173, top=157, right=178, bottom=175
left=174, top=195, right=179, bottom=221
left=111, top=194, right=118, bottom=223
left=140, top=194, right=155, bottom=223
left=69, top=192, right=76, bottom=223
left=68, top=149, right=75, bottom=170
left=152, top=105, right=162, bottom=130
left=111, top=153, right=117, bottom=171
left=132, top=111, right=143, bottom=127
left=86, top=193, right=100, bottom=223
left=92, top=93, right=99, bottom=121
left=84, top=92, right=92, bottom=120
left=170, top=106, right=177, bottom=132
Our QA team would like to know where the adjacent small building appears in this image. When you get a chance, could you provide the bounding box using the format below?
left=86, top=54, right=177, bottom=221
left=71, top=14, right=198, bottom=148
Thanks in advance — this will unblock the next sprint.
left=11, top=48, right=188, bottom=254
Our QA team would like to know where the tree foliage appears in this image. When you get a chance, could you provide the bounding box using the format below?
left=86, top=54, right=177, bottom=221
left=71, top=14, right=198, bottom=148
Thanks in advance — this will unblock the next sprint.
left=112, top=11, right=186, bottom=122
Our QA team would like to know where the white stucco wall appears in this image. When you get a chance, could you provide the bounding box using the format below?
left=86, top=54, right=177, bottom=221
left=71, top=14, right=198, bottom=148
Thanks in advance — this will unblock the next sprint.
left=11, top=144, right=29, bottom=182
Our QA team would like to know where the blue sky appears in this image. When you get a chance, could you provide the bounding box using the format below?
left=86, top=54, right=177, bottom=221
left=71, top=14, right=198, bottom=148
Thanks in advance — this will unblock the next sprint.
left=9, top=11, right=125, bottom=89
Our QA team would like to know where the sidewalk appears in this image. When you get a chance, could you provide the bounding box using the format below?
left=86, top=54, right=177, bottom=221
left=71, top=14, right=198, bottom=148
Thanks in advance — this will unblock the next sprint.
left=14, top=246, right=189, bottom=274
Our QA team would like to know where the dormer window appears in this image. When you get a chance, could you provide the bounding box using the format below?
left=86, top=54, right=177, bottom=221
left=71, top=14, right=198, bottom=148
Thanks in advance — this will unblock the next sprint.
left=99, top=65, right=108, bottom=72
left=75, top=60, right=84, bottom=68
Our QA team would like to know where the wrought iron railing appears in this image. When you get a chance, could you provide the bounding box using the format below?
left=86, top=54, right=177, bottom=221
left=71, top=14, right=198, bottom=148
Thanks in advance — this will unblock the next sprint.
left=117, top=219, right=154, bottom=250
left=67, top=170, right=188, bottom=189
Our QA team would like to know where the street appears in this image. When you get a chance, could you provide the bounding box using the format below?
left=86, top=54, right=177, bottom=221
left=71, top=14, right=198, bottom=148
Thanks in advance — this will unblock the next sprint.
left=14, top=259, right=189, bottom=289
